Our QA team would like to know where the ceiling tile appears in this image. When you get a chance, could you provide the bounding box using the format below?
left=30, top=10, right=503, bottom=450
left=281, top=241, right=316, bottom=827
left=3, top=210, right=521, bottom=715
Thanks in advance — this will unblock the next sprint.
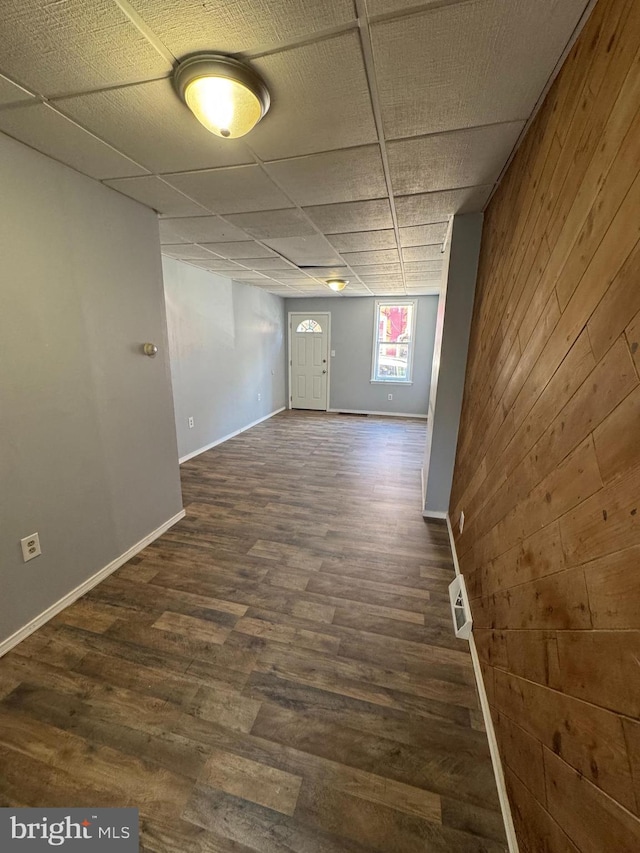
left=0, top=103, right=146, bottom=180
left=405, top=269, right=443, bottom=281
left=269, top=269, right=315, bottom=280
left=399, top=223, right=447, bottom=247
left=159, top=220, right=190, bottom=244
left=0, top=0, right=170, bottom=97
left=405, top=260, right=444, bottom=272
left=328, top=230, right=396, bottom=252
left=272, top=277, right=318, bottom=286
left=224, top=208, right=316, bottom=239
left=248, top=257, right=298, bottom=270
left=395, top=185, right=492, bottom=225
left=387, top=123, right=523, bottom=195
left=367, top=0, right=449, bottom=15
left=160, top=216, right=250, bottom=244
left=167, top=165, right=293, bottom=214
left=56, top=79, right=253, bottom=175
left=103, top=176, right=209, bottom=216
left=341, top=249, right=400, bottom=266
left=183, top=259, right=244, bottom=270
left=304, top=199, right=393, bottom=233
left=266, top=146, right=387, bottom=206
left=360, top=278, right=404, bottom=287
left=262, top=235, right=343, bottom=267
left=249, top=32, right=377, bottom=161
left=161, top=244, right=218, bottom=259
left=304, top=267, right=352, bottom=279
left=230, top=271, right=271, bottom=280
left=127, top=0, right=356, bottom=56
left=199, top=241, right=277, bottom=259
left=402, top=245, right=443, bottom=262
left=0, top=73, right=34, bottom=106
left=372, top=0, right=588, bottom=139
left=356, top=264, right=402, bottom=276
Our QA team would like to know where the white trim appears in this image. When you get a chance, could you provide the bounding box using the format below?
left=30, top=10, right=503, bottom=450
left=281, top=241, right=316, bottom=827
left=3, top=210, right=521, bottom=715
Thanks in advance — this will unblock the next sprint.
left=327, top=408, right=427, bottom=419
left=179, top=407, right=285, bottom=464
left=288, top=311, right=331, bottom=412
left=422, top=509, right=448, bottom=519
left=444, top=514, right=520, bottom=853
left=0, top=509, right=186, bottom=659
left=369, top=380, right=414, bottom=386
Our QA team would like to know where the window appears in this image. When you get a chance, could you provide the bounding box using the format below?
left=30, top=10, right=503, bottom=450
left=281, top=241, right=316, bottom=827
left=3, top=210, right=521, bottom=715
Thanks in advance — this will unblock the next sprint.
left=296, top=319, right=323, bottom=333
left=371, top=301, right=416, bottom=383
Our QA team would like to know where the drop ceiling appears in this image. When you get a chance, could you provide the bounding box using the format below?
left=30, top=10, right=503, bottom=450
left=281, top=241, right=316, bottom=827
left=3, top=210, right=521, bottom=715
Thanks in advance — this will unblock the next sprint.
left=0, top=0, right=591, bottom=297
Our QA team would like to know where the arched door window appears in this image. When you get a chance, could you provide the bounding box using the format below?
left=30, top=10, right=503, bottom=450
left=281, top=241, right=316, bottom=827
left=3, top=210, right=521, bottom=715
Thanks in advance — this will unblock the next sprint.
left=296, top=319, right=323, bottom=333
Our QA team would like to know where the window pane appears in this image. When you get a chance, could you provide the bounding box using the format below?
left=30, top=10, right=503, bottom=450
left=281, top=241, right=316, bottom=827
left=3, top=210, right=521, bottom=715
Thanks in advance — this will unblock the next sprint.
left=296, top=319, right=322, bottom=333
left=377, top=304, right=412, bottom=343
left=377, top=343, right=409, bottom=379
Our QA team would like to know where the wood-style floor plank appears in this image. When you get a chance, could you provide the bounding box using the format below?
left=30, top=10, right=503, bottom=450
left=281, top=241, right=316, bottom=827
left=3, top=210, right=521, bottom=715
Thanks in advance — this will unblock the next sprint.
left=0, top=411, right=505, bottom=852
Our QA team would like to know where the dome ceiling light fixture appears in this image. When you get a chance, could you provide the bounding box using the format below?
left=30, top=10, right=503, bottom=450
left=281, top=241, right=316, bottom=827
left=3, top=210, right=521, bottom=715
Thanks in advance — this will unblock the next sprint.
left=327, top=279, right=348, bottom=292
left=173, top=54, right=270, bottom=139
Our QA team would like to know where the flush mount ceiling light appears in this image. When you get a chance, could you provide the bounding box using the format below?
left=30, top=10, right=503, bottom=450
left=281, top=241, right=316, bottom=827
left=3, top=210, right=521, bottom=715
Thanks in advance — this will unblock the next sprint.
left=327, top=279, right=348, bottom=292
left=173, top=54, right=270, bottom=139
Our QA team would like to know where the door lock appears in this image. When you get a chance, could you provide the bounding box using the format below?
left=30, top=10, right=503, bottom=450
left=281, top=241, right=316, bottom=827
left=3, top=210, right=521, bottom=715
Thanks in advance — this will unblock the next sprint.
left=322, top=369, right=327, bottom=374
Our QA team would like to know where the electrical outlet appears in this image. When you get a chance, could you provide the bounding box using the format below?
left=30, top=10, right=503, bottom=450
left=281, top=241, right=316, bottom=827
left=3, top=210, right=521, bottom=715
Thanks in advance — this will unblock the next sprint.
left=21, top=532, right=41, bottom=563
left=459, top=511, right=465, bottom=534
left=258, top=393, right=262, bottom=401
left=387, top=393, right=393, bottom=401
left=188, top=416, right=194, bottom=429
left=331, top=350, right=336, bottom=357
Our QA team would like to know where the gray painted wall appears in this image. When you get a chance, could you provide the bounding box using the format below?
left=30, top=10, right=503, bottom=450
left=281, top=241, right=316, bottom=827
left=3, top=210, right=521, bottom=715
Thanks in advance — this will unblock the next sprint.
left=163, top=257, right=287, bottom=460
left=0, top=132, right=183, bottom=646
left=284, top=296, right=438, bottom=415
left=423, top=213, right=484, bottom=514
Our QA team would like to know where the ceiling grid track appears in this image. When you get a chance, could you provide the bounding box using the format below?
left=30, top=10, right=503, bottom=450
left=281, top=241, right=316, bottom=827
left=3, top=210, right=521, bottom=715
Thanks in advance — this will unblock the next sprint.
left=112, top=0, right=177, bottom=64
left=0, top=0, right=596, bottom=297
left=355, top=0, right=408, bottom=297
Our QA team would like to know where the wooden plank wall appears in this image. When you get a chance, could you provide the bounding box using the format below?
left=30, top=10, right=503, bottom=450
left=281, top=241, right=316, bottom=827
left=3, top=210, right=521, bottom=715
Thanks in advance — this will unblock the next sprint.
left=449, top=0, right=640, bottom=850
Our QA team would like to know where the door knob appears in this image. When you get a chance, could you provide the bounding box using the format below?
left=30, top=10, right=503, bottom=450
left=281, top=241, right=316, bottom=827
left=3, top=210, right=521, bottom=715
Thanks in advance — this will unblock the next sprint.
left=322, top=369, right=327, bottom=374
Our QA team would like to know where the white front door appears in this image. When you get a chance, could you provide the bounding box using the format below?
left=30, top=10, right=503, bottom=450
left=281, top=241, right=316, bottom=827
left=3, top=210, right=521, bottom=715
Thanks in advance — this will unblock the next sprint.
left=290, top=313, right=329, bottom=411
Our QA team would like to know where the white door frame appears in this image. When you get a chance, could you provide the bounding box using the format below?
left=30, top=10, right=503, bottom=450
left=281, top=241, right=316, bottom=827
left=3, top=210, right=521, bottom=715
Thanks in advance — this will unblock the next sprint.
left=287, top=311, right=331, bottom=412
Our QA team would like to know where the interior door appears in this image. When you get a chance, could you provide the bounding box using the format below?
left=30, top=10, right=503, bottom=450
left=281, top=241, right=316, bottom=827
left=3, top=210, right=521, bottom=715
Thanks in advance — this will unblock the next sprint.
left=290, top=314, right=329, bottom=411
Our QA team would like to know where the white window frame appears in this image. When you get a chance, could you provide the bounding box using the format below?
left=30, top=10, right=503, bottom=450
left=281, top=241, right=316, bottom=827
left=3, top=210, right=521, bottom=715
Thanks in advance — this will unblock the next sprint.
left=370, top=299, right=416, bottom=385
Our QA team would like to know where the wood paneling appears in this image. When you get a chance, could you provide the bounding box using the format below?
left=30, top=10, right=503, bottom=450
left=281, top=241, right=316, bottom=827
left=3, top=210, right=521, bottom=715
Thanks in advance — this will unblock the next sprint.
left=0, top=412, right=505, bottom=851
left=450, top=0, right=640, bottom=847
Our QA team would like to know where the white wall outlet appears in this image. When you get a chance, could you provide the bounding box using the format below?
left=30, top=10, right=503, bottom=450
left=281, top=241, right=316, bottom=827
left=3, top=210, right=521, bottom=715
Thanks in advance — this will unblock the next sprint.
left=331, top=350, right=336, bottom=357
left=258, top=392, right=262, bottom=401
left=21, top=532, right=41, bottom=563
left=188, top=416, right=194, bottom=429
left=459, top=511, right=465, bottom=534
left=387, top=393, right=393, bottom=401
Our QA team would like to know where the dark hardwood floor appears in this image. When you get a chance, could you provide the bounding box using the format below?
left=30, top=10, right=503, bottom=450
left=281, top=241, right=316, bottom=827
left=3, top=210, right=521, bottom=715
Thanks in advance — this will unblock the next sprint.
left=0, top=411, right=506, bottom=852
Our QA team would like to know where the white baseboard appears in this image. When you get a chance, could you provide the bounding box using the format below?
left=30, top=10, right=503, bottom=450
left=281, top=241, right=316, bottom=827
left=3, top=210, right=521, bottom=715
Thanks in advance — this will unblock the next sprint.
left=0, top=508, right=186, bottom=659
left=422, top=509, right=448, bottom=519
left=327, top=408, right=428, bottom=419
left=444, top=513, right=520, bottom=853
left=179, top=406, right=286, bottom=464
